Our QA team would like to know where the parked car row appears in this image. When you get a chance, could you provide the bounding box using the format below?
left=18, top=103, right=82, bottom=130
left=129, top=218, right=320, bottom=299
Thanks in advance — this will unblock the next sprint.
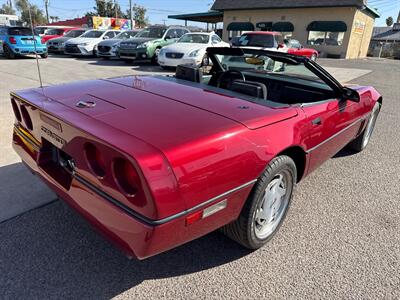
left=1, top=24, right=319, bottom=68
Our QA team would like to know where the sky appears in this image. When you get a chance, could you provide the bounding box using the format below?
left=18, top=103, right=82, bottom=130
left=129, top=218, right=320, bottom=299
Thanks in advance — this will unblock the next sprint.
left=1, top=0, right=399, bottom=27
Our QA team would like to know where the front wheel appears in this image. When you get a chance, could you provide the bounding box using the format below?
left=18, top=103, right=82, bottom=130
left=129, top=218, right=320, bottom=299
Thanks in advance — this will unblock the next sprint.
left=151, top=47, right=161, bottom=65
left=349, top=102, right=381, bottom=152
left=310, top=53, right=317, bottom=61
left=221, top=155, right=296, bottom=249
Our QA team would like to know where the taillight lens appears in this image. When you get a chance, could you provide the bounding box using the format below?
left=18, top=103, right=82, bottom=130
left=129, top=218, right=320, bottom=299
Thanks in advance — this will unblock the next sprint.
left=11, top=98, right=22, bottom=122
left=41, top=38, right=45, bottom=44
left=20, top=105, right=33, bottom=130
left=9, top=37, right=16, bottom=44
left=84, top=143, right=106, bottom=178
left=113, top=158, right=140, bottom=197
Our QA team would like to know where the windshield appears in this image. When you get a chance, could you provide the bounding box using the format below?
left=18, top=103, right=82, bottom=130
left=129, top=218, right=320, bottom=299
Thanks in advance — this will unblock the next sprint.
left=178, top=34, right=209, bottom=44
left=34, top=27, right=47, bottom=35
left=64, top=30, right=85, bottom=38
left=217, top=54, right=322, bottom=82
left=135, top=27, right=166, bottom=38
left=44, top=28, right=64, bottom=35
left=116, top=31, right=137, bottom=39
left=80, top=30, right=104, bottom=38
left=238, top=34, right=275, bottom=48
left=8, top=27, right=33, bottom=36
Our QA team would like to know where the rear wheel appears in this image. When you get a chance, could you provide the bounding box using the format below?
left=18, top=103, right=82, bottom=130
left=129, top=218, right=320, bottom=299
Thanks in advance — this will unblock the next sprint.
left=349, top=102, right=381, bottom=152
left=4, top=45, right=16, bottom=59
left=40, top=52, right=48, bottom=59
left=221, top=155, right=296, bottom=249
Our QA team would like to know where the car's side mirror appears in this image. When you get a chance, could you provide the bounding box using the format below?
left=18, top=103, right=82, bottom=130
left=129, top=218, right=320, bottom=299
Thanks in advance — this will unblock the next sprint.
left=165, top=36, right=173, bottom=40
left=103, top=36, right=109, bottom=40
left=342, top=87, right=360, bottom=102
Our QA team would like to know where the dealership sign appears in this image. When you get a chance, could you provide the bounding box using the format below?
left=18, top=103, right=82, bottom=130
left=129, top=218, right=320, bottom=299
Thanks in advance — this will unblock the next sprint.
left=354, top=20, right=366, bottom=34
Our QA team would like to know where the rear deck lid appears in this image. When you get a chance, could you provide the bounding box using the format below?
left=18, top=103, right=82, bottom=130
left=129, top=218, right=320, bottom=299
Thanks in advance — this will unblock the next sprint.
left=106, top=76, right=298, bottom=129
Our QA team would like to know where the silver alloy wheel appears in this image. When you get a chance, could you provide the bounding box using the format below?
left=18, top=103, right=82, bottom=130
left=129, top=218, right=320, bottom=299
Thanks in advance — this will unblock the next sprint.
left=362, top=104, right=379, bottom=148
left=254, top=172, right=290, bottom=239
left=154, top=48, right=161, bottom=61
left=311, top=54, right=317, bottom=61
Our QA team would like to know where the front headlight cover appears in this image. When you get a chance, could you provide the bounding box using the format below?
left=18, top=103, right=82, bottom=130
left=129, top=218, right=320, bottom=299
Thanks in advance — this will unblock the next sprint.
left=189, top=49, right=201, bottom=57
left=137, top=42, right=149, bottom=49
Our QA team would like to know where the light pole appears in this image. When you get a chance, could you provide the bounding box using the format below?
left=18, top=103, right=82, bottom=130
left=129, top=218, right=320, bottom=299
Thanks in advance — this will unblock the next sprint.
left=44, top=0, right=49, bottom=24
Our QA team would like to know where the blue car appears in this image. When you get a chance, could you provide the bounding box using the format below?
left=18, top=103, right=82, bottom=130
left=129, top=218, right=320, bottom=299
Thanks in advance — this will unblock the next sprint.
left=0, top=26, right=47, bottom=59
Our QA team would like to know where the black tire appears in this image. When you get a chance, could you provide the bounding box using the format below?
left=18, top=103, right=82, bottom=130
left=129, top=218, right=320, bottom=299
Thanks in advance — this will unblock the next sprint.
left=348, top=102, right=381, bottom=152
left=221, top=155, right=297, bottom=249
left=40, top=52, right=48, bottom=59
left=4, top=45, right=15, bottom=59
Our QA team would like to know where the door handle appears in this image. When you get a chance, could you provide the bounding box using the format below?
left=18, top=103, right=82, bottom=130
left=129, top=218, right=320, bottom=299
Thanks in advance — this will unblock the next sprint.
left=312, top=117, right=322, bottom=125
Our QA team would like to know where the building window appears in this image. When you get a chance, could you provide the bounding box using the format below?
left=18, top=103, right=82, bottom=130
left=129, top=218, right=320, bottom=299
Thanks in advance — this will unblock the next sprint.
left=272, top=22, right=294, bottom=39
left=306, top=21, right=347, bottom=46
left=307, top=31, right=345, bottom=46
left=227, top=22, right=255, bottom=39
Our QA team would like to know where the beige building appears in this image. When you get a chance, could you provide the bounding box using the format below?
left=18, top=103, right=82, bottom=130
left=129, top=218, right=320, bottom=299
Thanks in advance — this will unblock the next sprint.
left=211, top=0, right=380, bottom=59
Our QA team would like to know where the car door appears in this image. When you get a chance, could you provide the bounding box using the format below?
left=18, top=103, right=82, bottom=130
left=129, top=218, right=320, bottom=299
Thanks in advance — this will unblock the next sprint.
left=287, top=39, right=301, bottom=55
left=301, top=98, right=366, bottom=173
left=164, top=29, right=179, bottom=45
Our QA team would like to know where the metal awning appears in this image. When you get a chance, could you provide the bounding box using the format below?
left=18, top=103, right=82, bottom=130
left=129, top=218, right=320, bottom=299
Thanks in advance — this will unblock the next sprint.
left=272, top=22, right=294, bottom=32
left=256, top=22, right=273, bottom=30
left=168, top=11, right=223, bottom=24
left=307, top=21, right=348, bottom=32
left=227, top=22, right=255, bottom=31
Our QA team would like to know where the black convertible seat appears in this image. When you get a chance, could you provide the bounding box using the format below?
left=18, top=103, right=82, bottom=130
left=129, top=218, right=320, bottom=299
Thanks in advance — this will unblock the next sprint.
left=230, top=80, right=268, bottom=100
left=175, top=64, right=203, bottom=83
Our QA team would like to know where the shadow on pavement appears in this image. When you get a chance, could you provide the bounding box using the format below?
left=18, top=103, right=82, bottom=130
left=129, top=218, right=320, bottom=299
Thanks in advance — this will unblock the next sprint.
left=0, top=198, right=250, bottom=299
left=0, top=163, right=56, bottom=223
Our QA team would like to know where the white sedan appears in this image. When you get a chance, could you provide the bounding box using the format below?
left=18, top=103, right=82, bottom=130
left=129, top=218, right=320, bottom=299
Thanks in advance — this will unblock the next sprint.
left=64, top=29, right=120, bottom=56
left=158, top=32, right=229, bottom=68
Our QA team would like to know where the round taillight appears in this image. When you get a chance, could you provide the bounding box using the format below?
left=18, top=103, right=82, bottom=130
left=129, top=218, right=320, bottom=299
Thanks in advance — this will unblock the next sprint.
left=20, top=105, right=33, bottom=130
left=84, top=143, right=106, bottom=178
left=11, top=98, right=22, bottom=122
left=113, top=158, right=139, bottom=197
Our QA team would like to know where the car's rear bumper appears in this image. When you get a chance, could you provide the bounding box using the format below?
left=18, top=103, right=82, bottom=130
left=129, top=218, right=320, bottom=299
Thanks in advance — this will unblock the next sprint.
left=12, top=125, right=253, bottom=259
left=11, top=45, right=47, bottom=55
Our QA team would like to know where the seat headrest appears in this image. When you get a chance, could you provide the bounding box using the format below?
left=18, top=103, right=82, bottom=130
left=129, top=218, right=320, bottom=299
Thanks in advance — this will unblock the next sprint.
left=230, top=80, right=267, bottom=100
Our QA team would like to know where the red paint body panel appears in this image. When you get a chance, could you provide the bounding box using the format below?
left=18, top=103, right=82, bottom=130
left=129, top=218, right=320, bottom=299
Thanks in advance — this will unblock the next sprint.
left=11, top=75, right=381, bottom=259
left=41, top=28, right=79, bottom=43
left=288, top=47, right=318, bottom=58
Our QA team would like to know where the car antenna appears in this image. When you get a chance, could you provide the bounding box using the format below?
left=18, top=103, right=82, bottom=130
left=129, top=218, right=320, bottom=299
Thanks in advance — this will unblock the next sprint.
left=27, top=1, right=44, bottom=91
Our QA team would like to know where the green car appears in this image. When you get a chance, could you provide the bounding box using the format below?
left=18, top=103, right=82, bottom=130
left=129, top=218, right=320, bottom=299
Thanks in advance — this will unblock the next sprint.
left=118, top=25, right=190, bottom=64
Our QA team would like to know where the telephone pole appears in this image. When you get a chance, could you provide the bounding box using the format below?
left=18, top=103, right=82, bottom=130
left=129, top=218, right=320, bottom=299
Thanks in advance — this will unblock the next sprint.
left=129, top=0, right=134, bottom=29
left=44, top=0, right=49, bottom=23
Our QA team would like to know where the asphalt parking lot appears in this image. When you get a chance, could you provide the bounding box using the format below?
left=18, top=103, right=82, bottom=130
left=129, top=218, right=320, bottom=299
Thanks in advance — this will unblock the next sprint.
left=0, top=55, right=399, bottom=299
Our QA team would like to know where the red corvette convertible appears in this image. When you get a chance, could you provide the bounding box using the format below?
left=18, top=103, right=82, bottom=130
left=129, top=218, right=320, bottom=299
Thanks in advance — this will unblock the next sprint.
left=11, top=48, right=381, bottom=259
